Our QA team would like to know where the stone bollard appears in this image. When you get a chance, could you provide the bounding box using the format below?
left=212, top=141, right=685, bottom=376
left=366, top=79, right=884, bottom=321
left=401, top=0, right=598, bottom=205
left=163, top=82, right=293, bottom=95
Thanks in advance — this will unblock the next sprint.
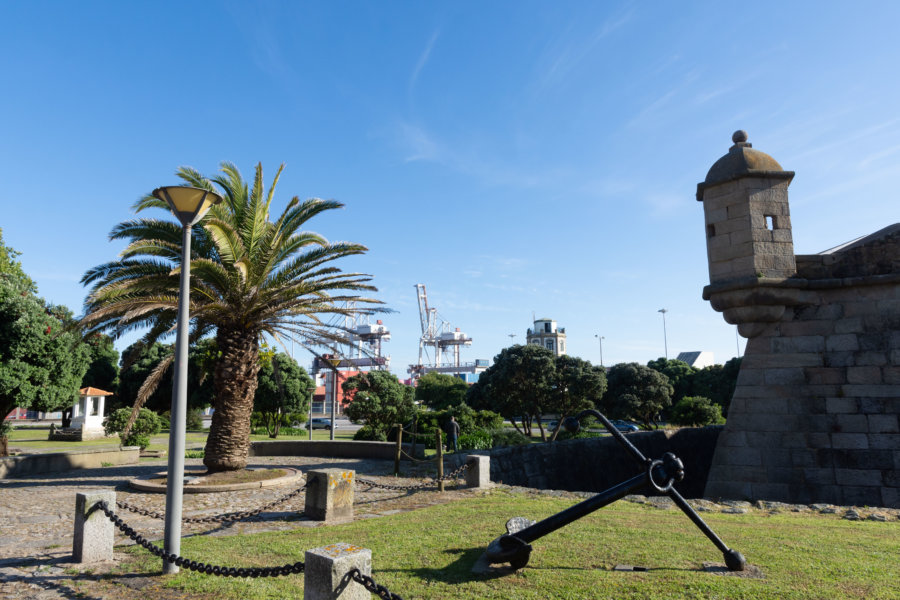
left=73, top=490, right=116, bottom=563
left=305, top=469, right=355, bottom=522
left=465, top=455, right=491, bottom=488
left=304, top=543, right=372, bottom=600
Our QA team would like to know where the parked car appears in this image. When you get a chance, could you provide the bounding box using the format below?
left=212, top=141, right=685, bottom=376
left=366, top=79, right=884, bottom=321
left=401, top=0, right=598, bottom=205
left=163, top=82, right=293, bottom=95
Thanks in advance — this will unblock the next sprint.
left=546, top=420, right=560, bottom=430
left=306, top=418, right=332, bottom=430
left=610, top=419, right=640, bottom=433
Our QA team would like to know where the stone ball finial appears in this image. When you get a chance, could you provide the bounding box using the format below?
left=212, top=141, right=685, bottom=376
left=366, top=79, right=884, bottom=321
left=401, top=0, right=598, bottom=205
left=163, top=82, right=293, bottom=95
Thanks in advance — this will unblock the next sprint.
left=732, top=130, right=748, bottom=144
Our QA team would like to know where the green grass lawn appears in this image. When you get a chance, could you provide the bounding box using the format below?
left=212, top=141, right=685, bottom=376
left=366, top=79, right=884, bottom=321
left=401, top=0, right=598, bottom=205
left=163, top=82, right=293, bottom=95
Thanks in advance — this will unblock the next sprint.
left=113, top=489, right=900, bottom=600
left=6, top=426, right=358, bottom=453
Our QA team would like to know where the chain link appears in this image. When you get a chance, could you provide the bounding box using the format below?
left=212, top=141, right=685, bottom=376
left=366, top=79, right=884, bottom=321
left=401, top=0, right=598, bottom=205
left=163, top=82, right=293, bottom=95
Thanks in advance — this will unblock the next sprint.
left=97, top=501, right=305, bottom=577
left=357, top=461, right=470, bottom=491
left=349, top=567, right=404, bottom=600
left=116, top=482, right=306, bottom=524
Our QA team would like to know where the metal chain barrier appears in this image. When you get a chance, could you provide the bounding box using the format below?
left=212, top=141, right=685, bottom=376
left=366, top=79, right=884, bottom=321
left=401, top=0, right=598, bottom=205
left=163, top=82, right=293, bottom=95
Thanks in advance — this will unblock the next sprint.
left=356, top=461, right=470, bottom=491
left=97, top=500, right=406, bottom=597
left=97, top=501, right=305, bottom=577
left=349, top=567, right=404, bottom=600
left=115, top=481, right=307, bottom=524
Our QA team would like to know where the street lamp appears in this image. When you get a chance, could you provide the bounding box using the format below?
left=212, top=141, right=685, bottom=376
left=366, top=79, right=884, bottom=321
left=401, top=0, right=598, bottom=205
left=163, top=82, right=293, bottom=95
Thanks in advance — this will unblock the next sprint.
left=152, top=185, right=222, bottom=574
left=327, top=357, right=341, bottom=441
left=658, top=308, right=669, bottom=359
left=307, top=383, right=316, bottom=441
left=594, top=334, right=604, bottom=367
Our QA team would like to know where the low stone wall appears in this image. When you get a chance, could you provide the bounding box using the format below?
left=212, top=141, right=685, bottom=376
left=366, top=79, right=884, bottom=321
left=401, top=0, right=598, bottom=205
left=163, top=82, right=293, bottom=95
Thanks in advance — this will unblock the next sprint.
left=449, top=427, right=722, bottom=499
left=249, top=440, right=425, bottom=461
left=0, top=446, right=140, bottom=479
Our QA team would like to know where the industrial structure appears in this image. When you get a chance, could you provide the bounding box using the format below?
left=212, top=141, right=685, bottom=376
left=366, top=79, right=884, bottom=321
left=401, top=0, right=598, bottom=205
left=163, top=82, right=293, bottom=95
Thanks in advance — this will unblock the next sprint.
left=408, top=283, right=488, bottom=381
left=309, top=305, right=392, bottom=415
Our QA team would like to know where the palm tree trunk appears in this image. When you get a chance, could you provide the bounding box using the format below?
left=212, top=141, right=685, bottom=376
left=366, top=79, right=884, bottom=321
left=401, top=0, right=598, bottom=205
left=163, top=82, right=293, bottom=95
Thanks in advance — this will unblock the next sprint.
left=204, top=327, right=260, bottom=472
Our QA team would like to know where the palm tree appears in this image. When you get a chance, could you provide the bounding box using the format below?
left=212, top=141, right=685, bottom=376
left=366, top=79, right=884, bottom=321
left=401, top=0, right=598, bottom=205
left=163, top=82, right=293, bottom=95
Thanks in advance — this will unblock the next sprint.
left=80, top=162, right=380, bottom=471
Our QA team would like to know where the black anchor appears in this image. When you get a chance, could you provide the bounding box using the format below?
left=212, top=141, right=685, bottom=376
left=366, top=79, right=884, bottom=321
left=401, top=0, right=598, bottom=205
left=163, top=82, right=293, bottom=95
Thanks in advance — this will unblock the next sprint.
left=485, top=409, right=746, bottom=572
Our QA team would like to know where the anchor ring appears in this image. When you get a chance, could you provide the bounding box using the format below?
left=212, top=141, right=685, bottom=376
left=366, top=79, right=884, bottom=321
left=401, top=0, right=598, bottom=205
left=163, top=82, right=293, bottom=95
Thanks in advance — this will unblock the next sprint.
left=647, top=459, right=675, bottom=493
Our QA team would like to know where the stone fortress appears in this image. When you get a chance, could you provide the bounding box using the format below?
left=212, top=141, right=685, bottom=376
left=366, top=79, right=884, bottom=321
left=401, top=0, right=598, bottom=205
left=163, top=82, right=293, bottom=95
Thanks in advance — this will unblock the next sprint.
left=697, top=131, right=899, bottom=508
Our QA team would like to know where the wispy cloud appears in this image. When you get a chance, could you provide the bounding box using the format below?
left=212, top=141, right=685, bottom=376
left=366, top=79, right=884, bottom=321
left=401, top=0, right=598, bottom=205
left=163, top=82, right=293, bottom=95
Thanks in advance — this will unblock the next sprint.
left=392, top=120, right=567, bottom=188
left=857, top=142, right=900, bottom=169
left=399, top=122, right=440, bottom=162
left=409, top=30, right=440, bottom=96
left=533, top=8, right=635, bottom=92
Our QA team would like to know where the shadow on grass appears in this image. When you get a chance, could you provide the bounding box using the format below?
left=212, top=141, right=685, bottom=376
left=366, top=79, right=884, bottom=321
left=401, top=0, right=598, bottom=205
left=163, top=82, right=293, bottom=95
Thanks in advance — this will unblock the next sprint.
left=382, top=546, right=511, bottom=584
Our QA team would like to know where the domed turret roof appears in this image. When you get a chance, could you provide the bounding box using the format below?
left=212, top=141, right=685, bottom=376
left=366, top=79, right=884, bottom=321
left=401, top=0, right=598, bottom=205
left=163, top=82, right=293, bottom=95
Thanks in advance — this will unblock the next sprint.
left=696, top=131, right=793, bottom=200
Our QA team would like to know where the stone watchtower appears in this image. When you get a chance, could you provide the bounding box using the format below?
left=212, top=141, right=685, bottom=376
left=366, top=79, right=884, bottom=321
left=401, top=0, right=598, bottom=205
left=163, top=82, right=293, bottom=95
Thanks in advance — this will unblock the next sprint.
left=698, top=131, right=900, bottom=508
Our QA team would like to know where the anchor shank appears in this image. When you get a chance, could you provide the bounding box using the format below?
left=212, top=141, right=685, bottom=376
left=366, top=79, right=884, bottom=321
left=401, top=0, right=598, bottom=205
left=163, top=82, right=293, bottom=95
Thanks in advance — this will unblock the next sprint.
left=577, top=409, right=648, bottom=467
left=667, top=486, right=730, bottom=554
left=513, top=472, right=647, bottom=544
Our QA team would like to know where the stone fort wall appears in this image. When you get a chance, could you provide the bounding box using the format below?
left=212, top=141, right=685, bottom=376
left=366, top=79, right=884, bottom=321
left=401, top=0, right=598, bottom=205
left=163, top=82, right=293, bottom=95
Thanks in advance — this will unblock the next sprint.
left=698, top=131, right=899, bottom=508
left=705, top=270, right=900, bottom=507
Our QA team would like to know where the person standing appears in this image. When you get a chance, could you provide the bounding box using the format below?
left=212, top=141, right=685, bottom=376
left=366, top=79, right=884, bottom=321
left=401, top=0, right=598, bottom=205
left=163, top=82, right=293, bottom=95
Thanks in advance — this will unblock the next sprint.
left=446, top=416, right=460, bottom=452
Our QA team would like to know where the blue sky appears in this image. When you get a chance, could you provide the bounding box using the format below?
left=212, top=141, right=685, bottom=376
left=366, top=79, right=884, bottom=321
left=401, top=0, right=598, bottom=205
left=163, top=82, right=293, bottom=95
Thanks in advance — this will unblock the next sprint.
left=1, top=1, right=898, bottom=376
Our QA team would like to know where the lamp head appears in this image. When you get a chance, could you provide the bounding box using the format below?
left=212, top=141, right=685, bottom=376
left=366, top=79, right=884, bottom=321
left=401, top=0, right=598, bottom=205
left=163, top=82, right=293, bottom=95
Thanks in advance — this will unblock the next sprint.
left=152, top=186, right=223, bottom=227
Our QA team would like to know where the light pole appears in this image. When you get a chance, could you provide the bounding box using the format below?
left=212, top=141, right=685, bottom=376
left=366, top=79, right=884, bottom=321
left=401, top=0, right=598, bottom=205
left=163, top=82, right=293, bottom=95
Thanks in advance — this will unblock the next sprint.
left=594, top=334, right=604, bottom=367
left=152, top=185, right=222, bottom=574
left=658, top=308, right=669, bottom=359
left=327, top=357, right=341, bottom=441
left=508, top=333, right=516, bottom=345
left=307, top=383, right=316, bottom=441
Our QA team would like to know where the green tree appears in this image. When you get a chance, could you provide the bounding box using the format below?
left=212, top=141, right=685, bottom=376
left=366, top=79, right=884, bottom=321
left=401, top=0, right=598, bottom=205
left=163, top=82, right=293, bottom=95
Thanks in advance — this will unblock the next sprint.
left=669, top=395, right=725, bottom=427
left=254, top=351, right=313, bottom=437
left=545, top=355, right=606, bottom=441
left=81, top=333, right=119, bottom=393
left=80, top=162, right=380, bottom=472
left=690, top=357, right=742, bottom=416
left=116, top=342, right=175, bottom=414
left=343, top=370, right=415, bottom=440
left=466, top=344, right=554, bottom=436
left=0, top=240, right=90, bottom=433
left=0, top=229, right=35, bottom=293
left=603, top=362, right=673, bottom=429
left=415, top=372, right=468, bottom=410
left=647, top=357, right=695, bottom=404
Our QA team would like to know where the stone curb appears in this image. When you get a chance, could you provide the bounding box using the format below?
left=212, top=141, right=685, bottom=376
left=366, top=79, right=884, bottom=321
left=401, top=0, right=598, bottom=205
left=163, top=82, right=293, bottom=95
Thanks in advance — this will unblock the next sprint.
left=128, top=467, right=304, bottom=493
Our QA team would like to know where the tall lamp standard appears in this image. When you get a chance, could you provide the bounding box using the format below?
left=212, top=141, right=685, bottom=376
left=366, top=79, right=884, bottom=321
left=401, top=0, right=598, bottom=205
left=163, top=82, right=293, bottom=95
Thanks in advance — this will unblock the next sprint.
left=152, top=186, right=223, bottom=574
left=327, top=357, right=341, bottom=441
left=658, top=308, right=669, bottom=359
left=594, top=334, right=604, bottom=367
left=307, top=384, right=316, bottom=441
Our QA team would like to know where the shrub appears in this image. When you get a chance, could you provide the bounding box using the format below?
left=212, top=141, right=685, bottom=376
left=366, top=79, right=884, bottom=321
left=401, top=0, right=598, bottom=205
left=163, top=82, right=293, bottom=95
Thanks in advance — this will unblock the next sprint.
left=186, top=409, right=204, bottom=431
left=458, top=429, right=493, bottom=451
left=104, top=407, right=162, bottom=449
left=488, top=428, right=530, bottom=448
left=556, top=429, right=602, bottom=441
left=353, top=425, right=387, bottom=441
left=669, top=396, right=725, bottom=427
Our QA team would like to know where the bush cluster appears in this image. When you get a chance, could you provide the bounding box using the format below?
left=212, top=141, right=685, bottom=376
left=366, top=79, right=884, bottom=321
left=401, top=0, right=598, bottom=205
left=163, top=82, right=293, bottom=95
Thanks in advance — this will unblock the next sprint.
left=104, top=407, right=162, bottom=449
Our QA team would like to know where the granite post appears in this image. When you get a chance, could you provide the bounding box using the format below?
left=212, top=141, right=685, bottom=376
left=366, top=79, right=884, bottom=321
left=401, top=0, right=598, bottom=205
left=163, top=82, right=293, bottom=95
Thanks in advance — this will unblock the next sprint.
left=73, top=490, right=115, bottom=563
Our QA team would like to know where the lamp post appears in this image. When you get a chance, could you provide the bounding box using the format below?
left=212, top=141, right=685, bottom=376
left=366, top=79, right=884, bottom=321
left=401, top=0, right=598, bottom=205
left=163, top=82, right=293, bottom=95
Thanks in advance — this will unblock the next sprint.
left=594, top=334, right=604, bottom=367
left=327, top=357, right=341, bottom=441
left=658, top=308, right=669, bottom=359
left=152, top=186, right=222, bottom=574
left=307, top=383, right=316, bottom=441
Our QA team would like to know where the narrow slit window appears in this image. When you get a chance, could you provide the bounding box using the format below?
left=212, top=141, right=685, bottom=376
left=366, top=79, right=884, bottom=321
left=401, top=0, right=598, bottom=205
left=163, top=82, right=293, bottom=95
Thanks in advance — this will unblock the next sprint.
left=765, top=215, right=775, bottom=230
left=707, top=224, right=715, bottom=238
